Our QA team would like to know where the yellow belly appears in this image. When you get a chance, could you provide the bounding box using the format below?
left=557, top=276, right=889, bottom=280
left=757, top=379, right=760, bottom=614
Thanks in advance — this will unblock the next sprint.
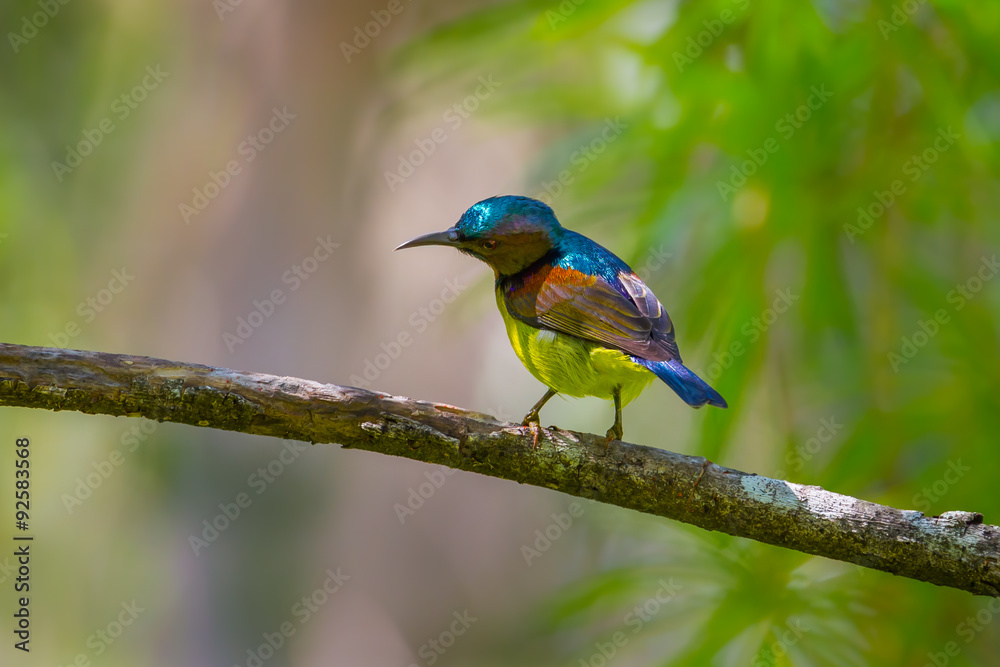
left=496, top=290, right=655, bottom=405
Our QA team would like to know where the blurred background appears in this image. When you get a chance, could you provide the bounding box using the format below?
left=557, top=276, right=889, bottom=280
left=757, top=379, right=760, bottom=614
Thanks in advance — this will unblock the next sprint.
left=2, top=0, right=1000, bottom=665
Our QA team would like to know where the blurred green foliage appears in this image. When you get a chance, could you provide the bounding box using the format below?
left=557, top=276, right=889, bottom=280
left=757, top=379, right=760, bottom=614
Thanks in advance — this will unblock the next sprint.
left=1, top=0, right=172, bottom=335
left=3, top=0, right=1000, bottom=664
left=397, top=0, right=1000, bottom=664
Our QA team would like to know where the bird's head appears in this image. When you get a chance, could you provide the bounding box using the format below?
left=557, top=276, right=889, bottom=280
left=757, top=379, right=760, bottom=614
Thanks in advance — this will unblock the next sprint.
left=396, top=196, right=564, bottom=276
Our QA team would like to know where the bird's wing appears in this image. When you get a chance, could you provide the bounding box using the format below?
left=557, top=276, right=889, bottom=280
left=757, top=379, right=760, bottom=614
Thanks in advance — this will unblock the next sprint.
left=502, top=263, right=680, bottom=362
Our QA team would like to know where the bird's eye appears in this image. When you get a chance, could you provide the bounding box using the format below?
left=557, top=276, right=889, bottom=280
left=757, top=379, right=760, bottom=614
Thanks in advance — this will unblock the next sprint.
left=482, top=239, right=498, bottom=250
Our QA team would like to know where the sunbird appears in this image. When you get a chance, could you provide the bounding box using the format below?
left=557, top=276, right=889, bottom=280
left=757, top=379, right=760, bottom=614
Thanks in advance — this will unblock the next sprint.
left=396, top=195, right=727, bottom=447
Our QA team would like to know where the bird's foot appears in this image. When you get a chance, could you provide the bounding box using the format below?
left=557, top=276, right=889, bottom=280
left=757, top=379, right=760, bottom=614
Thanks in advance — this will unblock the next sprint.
left=521, top=412, right=542, bottom=449
left=603, top=424, right=623, bottom=452
left=688, top=458, right=713, bottom=500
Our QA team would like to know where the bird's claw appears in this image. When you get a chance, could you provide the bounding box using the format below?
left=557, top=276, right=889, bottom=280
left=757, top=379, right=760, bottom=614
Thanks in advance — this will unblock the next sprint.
left=603, top=426, right=622, bottom=452
left=688, top=459, right=712, bottom=500
left=522, top=413, right=541, bottom=449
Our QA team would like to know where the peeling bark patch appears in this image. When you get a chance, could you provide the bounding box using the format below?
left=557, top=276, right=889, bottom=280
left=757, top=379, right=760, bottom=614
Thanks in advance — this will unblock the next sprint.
left=740, top=475, right=801, bottom=511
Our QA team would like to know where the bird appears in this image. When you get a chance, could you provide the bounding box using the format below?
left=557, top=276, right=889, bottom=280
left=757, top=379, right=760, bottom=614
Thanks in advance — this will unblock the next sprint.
left=395, top=195, right=727, bottom=449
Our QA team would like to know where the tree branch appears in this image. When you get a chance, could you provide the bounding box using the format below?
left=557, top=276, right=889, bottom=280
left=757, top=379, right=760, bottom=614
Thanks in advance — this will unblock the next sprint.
left=1, top=343, right=997, bottom=596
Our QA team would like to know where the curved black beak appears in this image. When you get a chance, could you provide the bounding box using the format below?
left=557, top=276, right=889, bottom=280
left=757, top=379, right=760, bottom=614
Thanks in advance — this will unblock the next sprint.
left=395, top=228, right=461, bottom=251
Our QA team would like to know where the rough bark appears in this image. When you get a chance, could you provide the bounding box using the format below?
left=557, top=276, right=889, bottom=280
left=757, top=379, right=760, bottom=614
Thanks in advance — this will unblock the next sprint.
left=1, top=343, right=997, bottom=596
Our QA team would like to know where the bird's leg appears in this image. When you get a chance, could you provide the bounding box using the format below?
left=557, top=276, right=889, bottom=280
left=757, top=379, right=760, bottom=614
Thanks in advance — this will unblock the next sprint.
left=522, top=387, right=557, bottom=425
left=522, top=388, right=557, bottom=449
left=604, top=386, right=624, bottom=451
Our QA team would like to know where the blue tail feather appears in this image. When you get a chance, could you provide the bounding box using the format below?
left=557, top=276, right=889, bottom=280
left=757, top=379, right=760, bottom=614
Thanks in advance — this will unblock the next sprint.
left=633, top=358, right=728, bottom=409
